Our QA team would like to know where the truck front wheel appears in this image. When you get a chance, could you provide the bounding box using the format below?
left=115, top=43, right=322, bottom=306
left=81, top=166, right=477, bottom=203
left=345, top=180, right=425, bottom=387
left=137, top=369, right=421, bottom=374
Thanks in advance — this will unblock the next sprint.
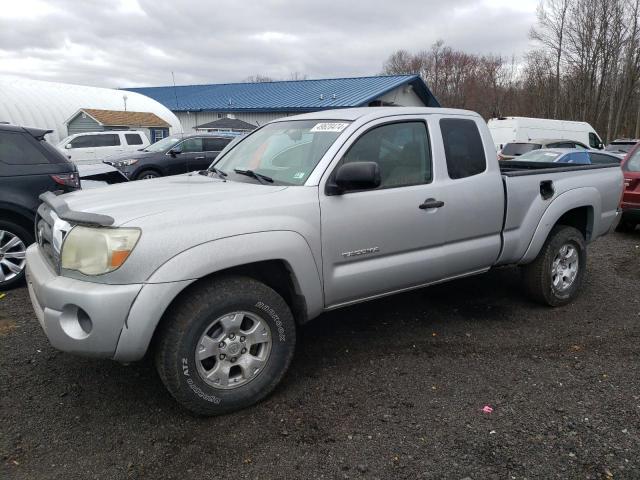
left=155, top=275, right=296, bottom=416
left=521, top=225, right=586, bottom=307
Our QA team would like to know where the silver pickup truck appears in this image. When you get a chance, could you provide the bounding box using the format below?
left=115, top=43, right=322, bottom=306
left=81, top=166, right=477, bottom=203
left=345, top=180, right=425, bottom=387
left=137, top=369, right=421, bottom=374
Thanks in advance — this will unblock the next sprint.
left=25, top=107, right=623, bottom=415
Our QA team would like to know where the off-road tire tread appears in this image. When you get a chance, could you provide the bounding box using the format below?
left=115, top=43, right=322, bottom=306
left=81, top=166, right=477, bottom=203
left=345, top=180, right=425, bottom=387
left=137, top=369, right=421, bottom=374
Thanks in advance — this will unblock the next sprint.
left=154, top=275, right=295, bottom=416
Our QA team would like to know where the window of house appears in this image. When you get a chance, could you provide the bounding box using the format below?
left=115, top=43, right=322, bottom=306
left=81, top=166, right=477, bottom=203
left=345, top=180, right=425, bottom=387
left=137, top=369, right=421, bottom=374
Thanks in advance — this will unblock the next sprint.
left=440, top=118, right=486, bottom=179
left=340, top=121, right=432, bottom=189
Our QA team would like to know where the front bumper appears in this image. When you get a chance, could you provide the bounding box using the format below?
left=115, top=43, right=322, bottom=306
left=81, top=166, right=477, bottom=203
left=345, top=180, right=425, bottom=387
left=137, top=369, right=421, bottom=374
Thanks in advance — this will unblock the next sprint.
left=26, top=244, right=194, bottom=361
left=26, top=244, right=142, bottom=358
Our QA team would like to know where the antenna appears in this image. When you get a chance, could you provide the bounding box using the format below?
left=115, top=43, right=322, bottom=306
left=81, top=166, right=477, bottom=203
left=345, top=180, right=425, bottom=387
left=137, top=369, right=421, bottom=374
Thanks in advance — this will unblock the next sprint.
left=171, top=71, right=179, bottom=111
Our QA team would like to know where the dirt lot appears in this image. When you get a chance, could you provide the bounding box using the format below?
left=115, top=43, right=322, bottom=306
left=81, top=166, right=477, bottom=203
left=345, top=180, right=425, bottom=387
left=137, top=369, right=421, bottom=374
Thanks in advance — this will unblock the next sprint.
left=1, top=231, right=639, bottom=480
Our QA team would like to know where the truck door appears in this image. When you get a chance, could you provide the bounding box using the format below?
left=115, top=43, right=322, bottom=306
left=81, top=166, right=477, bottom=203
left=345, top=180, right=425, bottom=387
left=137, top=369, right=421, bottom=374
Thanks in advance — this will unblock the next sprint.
left=432, top=116, right=504, bottom=278
left=319, top=118, right=447, bottom=307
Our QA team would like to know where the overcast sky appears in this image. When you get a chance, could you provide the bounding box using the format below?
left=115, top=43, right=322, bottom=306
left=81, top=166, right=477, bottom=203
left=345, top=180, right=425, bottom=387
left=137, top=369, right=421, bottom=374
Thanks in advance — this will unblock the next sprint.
left=0, top=0, right=539, bottom=88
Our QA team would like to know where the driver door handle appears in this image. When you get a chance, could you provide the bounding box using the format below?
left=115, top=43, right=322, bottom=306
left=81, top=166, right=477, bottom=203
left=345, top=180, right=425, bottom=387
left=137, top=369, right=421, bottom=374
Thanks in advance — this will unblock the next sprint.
left=194, top=156, right=206, bottom=160
left=419, top=198, right=445, bottom=210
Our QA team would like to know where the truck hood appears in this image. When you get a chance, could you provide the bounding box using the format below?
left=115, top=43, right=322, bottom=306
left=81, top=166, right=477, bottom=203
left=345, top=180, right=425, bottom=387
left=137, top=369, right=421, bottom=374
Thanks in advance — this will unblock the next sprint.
left=60, top=173, right=287, bottom=226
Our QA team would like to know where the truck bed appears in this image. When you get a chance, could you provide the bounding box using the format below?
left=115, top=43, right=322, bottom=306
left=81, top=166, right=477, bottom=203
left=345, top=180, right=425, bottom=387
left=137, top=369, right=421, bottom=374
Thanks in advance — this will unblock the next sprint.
left=496, top=161, right=622, bottom=266
left=499, top=160, right=620, bottom=177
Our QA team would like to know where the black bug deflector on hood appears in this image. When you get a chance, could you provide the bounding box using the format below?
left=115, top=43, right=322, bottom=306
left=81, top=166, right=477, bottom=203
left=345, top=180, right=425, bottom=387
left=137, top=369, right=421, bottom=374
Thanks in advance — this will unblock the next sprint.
left=39, top=191, right=115, bottom=227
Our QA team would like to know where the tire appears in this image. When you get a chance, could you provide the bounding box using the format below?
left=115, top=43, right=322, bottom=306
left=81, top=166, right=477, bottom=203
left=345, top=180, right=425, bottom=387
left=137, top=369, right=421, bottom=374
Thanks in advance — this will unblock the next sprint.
left=521, top=225, right=586, bottom=307
left=0, top=220, right=33, bottom=290
left=135, top=170, right=161, bottom=181
left=155, top=275, right=296, bottom=416
left=615, top=219, right=637, bottom=233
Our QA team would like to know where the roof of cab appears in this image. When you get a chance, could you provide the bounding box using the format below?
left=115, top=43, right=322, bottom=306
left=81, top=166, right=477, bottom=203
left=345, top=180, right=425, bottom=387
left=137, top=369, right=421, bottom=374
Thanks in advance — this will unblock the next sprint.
left=274, top=106, right=481, bottom=122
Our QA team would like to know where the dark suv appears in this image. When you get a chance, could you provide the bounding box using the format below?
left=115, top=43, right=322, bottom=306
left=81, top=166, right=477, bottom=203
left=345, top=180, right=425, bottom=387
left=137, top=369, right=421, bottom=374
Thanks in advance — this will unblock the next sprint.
left=104, top=133, right=233, bottom=180
left=0, top=124, right=80, bottom=289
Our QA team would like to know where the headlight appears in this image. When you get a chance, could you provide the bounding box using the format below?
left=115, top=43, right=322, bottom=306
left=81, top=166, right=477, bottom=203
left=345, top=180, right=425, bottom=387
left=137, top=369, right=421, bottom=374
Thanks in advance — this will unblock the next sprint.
left=61, top=226, right=141, bottom=275
left=113, top=159, right=138, bottom=168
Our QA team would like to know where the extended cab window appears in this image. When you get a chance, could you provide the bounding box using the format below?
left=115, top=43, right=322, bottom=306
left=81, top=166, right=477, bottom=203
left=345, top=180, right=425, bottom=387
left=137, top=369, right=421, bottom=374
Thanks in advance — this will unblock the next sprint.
left=125, top=133, right=143, bottom=145
left=440, top=118, right=486, bottom=179
left=341, top=121, right=431, bottom=188
left=0, top=131, right=50, bottom=165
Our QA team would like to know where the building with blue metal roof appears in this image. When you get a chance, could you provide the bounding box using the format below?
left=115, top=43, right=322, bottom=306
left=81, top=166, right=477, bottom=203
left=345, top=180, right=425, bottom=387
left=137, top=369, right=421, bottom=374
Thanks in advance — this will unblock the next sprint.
left=125, top=75, right=439, bottom=134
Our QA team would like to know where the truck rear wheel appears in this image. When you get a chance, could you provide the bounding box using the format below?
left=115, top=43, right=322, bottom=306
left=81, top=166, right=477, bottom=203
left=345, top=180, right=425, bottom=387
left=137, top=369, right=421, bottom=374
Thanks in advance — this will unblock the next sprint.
left=521, top=225, right=586, bottom=306
left=154, top=275, right=296, bottom=416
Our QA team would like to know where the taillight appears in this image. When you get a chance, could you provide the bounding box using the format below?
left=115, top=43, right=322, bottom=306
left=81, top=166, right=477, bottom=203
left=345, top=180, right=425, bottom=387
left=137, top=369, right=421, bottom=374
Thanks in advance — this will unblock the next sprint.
left=51, top=173, right=81, bottom=189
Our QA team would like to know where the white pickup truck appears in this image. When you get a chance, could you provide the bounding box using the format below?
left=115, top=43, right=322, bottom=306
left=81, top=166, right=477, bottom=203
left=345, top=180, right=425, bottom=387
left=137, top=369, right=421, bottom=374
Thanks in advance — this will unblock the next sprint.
left=26, top=107, right=623, bottom=415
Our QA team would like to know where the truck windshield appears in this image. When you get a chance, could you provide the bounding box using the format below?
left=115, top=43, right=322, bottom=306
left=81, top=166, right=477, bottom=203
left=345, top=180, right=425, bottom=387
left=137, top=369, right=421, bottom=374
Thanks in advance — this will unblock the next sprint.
left=213, top=120, right=350, bottom=185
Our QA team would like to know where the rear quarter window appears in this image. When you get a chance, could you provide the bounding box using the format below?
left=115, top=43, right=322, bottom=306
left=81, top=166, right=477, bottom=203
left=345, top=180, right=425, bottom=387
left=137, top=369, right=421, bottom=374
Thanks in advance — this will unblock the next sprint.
left=440, top=118, right=486, bottom=179
left=0, top=131, right=51, bottom=165
left=125, top=133, right=143, bottom=145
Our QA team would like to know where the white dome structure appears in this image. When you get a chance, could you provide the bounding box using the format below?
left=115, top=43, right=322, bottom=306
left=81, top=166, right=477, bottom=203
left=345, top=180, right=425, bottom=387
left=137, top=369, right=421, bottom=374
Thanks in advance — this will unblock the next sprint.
left=0, top=75, right=182, bottom=144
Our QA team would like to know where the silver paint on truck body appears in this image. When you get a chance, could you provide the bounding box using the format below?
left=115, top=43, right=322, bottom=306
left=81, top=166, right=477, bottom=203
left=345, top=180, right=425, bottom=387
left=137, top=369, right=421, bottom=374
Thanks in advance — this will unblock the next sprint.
left=25, top=107, right=624, bottom=361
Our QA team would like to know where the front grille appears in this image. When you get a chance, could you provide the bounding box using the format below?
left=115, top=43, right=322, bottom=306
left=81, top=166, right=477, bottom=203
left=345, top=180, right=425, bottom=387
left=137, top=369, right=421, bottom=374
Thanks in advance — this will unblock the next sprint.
left=35, top=203, right=61, bottom=271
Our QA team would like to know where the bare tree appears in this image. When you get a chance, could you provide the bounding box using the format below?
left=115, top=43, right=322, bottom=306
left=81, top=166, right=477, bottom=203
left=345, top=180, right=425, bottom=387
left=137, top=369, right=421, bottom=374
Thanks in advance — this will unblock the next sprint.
left=530, top=0, right=570, bottom=118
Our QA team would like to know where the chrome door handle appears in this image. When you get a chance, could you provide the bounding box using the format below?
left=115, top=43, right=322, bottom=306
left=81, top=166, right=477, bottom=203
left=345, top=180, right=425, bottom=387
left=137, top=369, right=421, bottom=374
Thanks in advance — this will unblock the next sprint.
left=194, top=156, right=205, bottom=160
left=419, top=198, right=444, bottom=209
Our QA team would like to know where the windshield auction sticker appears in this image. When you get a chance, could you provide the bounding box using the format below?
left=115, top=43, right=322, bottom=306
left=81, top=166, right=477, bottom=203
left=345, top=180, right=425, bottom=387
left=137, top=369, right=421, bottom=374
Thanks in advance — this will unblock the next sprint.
left=310, top=122, right=349, bottom=133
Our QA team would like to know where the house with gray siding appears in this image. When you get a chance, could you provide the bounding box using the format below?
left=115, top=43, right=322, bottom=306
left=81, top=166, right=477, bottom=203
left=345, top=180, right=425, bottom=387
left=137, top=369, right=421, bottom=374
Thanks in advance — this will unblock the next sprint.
left=65, top=108, right=171, bottom=142
left=125, top=75, right=439, bottom=133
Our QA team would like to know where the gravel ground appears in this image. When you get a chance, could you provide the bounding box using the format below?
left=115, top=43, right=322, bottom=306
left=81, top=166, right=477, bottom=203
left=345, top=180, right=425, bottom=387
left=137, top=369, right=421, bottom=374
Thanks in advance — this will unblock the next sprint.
left=1, top=231, right=639, bottom=480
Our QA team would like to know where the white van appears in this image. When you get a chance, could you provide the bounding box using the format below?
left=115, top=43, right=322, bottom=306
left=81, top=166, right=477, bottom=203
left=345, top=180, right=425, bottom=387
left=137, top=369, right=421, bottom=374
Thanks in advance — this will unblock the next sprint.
left=57, top=131, right=150, bottom=164
left=488, top=117, right=604, bottom=151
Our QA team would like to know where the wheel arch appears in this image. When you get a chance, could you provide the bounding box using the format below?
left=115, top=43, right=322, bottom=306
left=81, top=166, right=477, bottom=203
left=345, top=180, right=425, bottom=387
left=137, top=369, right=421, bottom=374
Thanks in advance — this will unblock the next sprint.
left=0, top=205, right=36, bottom=238
left=519, top=188, right=599, bottom=265
left=113, top=231, right=323, bottom=362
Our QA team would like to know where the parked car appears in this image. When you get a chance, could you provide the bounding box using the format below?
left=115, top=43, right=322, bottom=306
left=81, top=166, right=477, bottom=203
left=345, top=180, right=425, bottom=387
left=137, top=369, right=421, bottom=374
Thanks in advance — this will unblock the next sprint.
left=513, top=148, right=622, bottom=165
left=605, top=138, right=639, bottom=157
left=498, top=138, right=591, bottom=160
left=488, top=117, right=604, bottom=151
left=104, top=133, right=232, bottom=180
left=75, top=163, right=129, bottom=189
left=26, top=107, right=623, bottom=415
left=0, top=124, right=80, bottom=289
left=617, top=143, right=640, bottom=232
left=57, top=131, right=150, bottom=164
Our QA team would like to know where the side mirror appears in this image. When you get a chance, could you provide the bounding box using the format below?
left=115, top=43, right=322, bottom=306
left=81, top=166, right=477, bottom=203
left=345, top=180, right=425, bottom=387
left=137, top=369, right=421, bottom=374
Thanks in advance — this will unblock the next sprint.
left=598, top=143, right=604, bottom=150
left=169, top=146, right=182, bottom=156
left=65, top=144, right=72, bottom=149
left=328, top=161, right=381, bottom=194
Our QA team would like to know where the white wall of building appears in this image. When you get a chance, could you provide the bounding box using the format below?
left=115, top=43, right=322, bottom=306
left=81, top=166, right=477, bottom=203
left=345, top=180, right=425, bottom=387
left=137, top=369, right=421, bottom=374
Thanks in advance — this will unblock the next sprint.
left=177, top=111, right=293, bottom=132
left=375, top=85, right=426, bottom=107
left=0, top=75, right=182, bottom=144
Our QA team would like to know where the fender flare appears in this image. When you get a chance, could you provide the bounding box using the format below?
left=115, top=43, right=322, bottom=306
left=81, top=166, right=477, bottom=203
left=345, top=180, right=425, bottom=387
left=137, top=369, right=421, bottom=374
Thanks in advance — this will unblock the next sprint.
left=115, top=231, right=324, bottom=362
left=519, top=187, right=599, bottom=265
